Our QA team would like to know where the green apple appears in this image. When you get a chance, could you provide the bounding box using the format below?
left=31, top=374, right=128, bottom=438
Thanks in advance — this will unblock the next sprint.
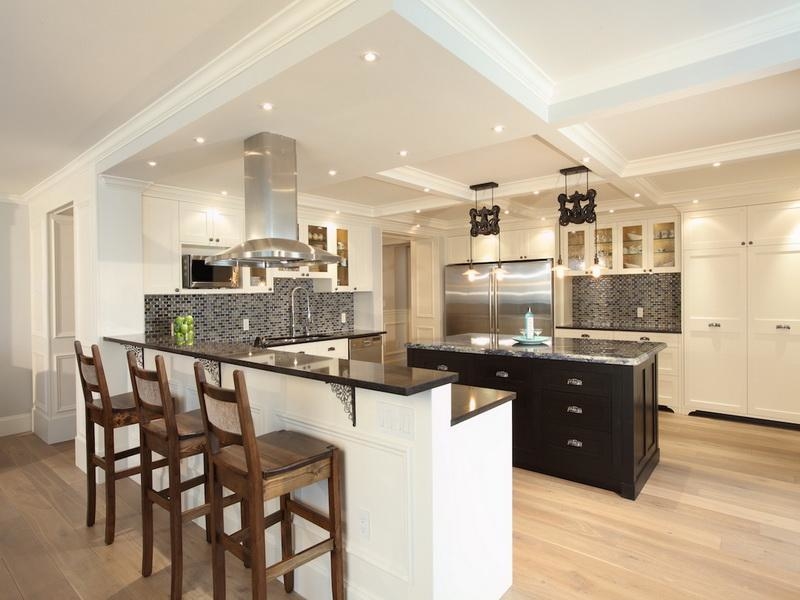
left=174, top=316, right=185, bottom=327
left=185, top=315, right=194, bottom=325
left=180, top=323, right=189, bottom=334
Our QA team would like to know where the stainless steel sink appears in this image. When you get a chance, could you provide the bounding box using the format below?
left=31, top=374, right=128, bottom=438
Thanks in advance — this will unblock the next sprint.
left=253, top=334, right=330, bottom=347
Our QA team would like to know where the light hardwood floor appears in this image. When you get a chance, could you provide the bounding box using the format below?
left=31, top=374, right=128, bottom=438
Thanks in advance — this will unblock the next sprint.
left=1, top=412, right=798, bottom=599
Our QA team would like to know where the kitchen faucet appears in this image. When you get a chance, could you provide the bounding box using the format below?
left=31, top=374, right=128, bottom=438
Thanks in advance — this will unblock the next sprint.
left=290, top=286, right=312, bottom=336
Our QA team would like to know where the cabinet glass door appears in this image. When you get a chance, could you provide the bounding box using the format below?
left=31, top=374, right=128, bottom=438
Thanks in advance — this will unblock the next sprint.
left=595, top=226, right=614, bottom=270
left=307, top=225, right=328, bottom=273
left=336, top=228, right=349, bottom=287
left=651, top=221, right=676, bottom=269
left=621, top=224, right=644, bottom=271
left=566, top=229, right=586, bottom=273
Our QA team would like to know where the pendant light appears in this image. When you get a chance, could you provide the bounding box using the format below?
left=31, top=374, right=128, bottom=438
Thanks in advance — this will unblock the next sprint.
left=463, top=181, right=500, bottom=280
left=590, top=217, right=602, bottom=278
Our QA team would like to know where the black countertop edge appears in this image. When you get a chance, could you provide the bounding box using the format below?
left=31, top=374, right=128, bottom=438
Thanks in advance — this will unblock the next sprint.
left=105, top=335, right=456, bottom=396
left=557, top=324, right=681, bottom=334
left=232, top=329, right=386, bottom=347
left=451, top=384, right=515, bottom=426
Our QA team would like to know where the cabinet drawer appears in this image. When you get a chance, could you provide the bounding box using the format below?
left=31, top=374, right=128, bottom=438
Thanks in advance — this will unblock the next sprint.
left=472, top=356, right=531, bottom=390
left=541, top=368, right=610, bottom=396
left=542, top=391, right=611, bottom=432
left=407, top=349, right=469, bottom=376
left=543, top=426, right=612, bottom=463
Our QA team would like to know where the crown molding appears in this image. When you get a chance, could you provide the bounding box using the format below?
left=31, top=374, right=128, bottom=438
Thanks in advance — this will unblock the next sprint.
left=21, top=0, right=382, bottom=202
left=143, top=182, right=244, bottom=207
left=374, top=166, right=472, bottom=200
left=558, top=124, right=628, bottom=176
left=394, top=0, right=553, bottom=120
left=623, top=129, right=800, bottom=177
left=297, top=192, right=372, bottom=216
left=372, top=195, right=461, bottom=217
left=99, top=175, right=153, bottom=192
left=0, top=193, right=25, bottom=205
left=553, top=4, right=800, bottom=105
left=659, top=175, right=800, bottom=207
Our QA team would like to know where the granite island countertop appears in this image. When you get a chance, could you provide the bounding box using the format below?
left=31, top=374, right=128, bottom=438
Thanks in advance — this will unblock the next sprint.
left=105, top=334, right=457, bottom=396
left=407, top=333, right=666, bottom=366
left=557, top=322, right=681, bottom=334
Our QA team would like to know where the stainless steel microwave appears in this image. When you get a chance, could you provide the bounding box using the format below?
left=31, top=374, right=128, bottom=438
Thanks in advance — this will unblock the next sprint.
left=181, top=255, right=240, bottom=289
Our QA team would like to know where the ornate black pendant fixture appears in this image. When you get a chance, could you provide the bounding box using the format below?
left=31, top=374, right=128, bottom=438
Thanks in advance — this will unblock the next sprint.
left=469, top=181, right=500, bottom=236
left=557, top=166, right=597, bottom=226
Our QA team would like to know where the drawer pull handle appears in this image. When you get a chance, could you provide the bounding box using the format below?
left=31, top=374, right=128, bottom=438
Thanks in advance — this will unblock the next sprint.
left=297, top=351, right=306, bottom=354
left=566, top=405, right=583, bottom=414
left=566, top=378, right=583, bottom=386
left=436, top=364, right=449, bottom=371
left=566, top=439, right=583, bottom=448
left=328, top=346, right=336, bottom=351
left=708, top=322, right=721, bottom=328
left=495, top=370, right=509, bottom=378
left=580, top=334, right=590, bottom=338
left=639, top=336, right=650, bottom=341
left=776, top=324, right=792, bottom=330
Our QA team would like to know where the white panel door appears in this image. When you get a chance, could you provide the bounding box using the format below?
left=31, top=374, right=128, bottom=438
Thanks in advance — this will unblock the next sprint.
left=747, top=243, right=800, bottom=423
left=143, top=196, right=181, bottom=294
left=213, top=209, right=244, bottom=247
left=747, top=201, right=800, bottom=246
left=683, top=247, right=748, bottom=414
left=179, top=204, right=212, bottom=245
left=410, top=238, right=442, bottom=342
left=682, top=207, right=747, bottom=250
left=348, top=225, right=374, bottom=292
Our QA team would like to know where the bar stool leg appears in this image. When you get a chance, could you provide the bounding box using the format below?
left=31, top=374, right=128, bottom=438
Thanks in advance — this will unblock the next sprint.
left=211, top=469, right=227, bottom=600
left=168, top=460, right=184, bottom=599
left=103, top=427, right=116, bottom=545
left=240, top=498, right=251, bottom=568
left=329, top=449, right=345, bottom=600
left=248, top=489, right=267, bottom=600
left=140, top=445, right=154, bottom=577
left=203, top=451, right=212, bottom=543
left=280, top=494, right=294, bottom=593
left=85, top=415, right=96, bottom=527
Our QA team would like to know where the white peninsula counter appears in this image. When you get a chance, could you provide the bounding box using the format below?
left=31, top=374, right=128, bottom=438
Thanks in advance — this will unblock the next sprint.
left=105, top=334, right=514, bottom=600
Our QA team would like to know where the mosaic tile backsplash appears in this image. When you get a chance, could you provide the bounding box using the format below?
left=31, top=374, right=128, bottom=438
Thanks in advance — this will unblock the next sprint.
left=571, top=273, right=681, bottom=332
left=145, top=278, right=355, bottom=343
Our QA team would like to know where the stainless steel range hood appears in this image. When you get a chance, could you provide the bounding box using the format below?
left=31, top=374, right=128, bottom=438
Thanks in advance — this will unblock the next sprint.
left=206, top=132, right=340, bottom=268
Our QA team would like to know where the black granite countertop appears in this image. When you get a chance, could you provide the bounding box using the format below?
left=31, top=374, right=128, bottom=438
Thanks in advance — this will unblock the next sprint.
left=557, top=323, right=681, bottom=334
left=105, top=334, right=457, bottom=396
left=407, top=334, right=665, bottom=366
left=253, top=329, right=386, bottom=347
left=451, top=384, right=515, bottom=426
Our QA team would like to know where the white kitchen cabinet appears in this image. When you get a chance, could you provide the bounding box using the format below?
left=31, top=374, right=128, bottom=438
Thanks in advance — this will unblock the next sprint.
left=682, top=207, right=747, bottom=250
left=271, top=337, right=349, bottom=360
left=746, top=201, right=800, bottom=246
left=446, top=235, right=470, bottom=264
left=647, top=218, right=680, bottom=273
left=501, top=227, right=555, bottom=261
left=747, top=243, right=800, bottom=423
left=179, top=203, right=244, bottom=247
left=562, top=226, right=590, bottom=275
left=473, top=234, right=499, bottom=263
left=143, top=196, right=181, bottom=294
left=683, top=247, right=748, bottom=415
left=556, top=328, right=613, bottom=340
left=291, top=221, right=374, bottom=292
left=341, top=225, right=373, bottom=292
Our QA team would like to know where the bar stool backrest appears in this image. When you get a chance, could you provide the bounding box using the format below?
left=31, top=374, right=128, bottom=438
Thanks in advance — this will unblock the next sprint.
left=194, top=363, right=261, bottom=475
left=75, top=340, right=112, bottom=416
left=127, top=353, right=178, bottom=441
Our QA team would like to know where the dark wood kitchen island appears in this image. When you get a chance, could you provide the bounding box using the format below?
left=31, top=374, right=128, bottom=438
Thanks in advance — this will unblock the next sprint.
left=407, top=334, right=666, bottom=499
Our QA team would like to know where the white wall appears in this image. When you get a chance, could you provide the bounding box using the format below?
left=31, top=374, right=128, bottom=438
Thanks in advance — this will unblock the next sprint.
left=0, top=201, right=32, bottom=436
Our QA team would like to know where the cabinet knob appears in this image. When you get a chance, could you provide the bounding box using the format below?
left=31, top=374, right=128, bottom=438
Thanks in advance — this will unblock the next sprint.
left=748, top=241, right=753, bottom=245
left=495, top=370, right=509, bottom=378
left=216, top=238, right=220, bottom=243
left=741, top=241, right=745, bottom=246
left=353, top=287, right=357, bottom=291
left=640, top=336, right=650, bottom=341
left=566, top=439, right=583, bottom=448
left=567, top=377, right=583, bottom=386
left=209, top=237, right=213, bottom=242
left=436, top=364, right=449, bottom=371
left=174, top=288, right=180, bottom=293
left=566, top=405, right=583, bottom=414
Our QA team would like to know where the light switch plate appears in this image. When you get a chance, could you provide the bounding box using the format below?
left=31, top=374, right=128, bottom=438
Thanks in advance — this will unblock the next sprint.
left=636, top=307, right=644, bottom=318
left=243, top=318, right=249, bottom=330
left=341, top=312, right=347, bottom=323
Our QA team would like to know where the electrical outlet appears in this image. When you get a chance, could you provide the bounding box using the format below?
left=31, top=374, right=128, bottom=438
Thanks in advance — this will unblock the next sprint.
left=636, top=307, right=644, bottom=318
left=341, top=312, right=347, bottom=324
left=243, top=318, right=249, bottom=331
left=357, top=509, right=370, bottom=539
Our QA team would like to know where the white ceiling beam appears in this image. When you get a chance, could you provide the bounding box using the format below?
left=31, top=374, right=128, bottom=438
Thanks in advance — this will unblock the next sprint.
left=374, top=166, right=472, bottom=200
left=373, top=196, right=462, bottom=217
left=655, top=175, right=800, bottom=205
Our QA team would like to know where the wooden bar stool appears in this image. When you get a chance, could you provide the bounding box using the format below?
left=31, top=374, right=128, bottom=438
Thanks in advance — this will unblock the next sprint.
left=194, top=363, right=345, bottom=600
left=128, top=352, right=239, bottom=599
left=75, top=340, right=151, bottom=545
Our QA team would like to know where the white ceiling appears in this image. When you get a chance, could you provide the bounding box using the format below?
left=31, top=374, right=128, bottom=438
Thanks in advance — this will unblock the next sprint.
left=0, top=0, right=292, bottom=194
left=7, top=0, right=800, bottom=228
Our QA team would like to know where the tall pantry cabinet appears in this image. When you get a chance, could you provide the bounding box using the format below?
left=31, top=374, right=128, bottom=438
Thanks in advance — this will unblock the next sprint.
left=682, top=201, right=800, bottom=424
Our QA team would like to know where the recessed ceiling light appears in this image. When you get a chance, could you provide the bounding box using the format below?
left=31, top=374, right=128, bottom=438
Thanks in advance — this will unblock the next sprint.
left=634, top=193, right=641, bottom=198
left=220, top=190, right=228, bottom=196
left=504, top=210, right=510, bottom=215
left=194, top=137, right=205, bottom=144
left=147, top=160, right=157, bottom=167
left=609, top=209, right=615, bottom=213
left=533, top=190, right=540, bottom=195
left=414, top=224, right=421, bottom=228
left=260, top=102, right=274, bottom=111
left=712, top=161, right=721, bottom=167
left=692, top=199, right=699, bottom=204
left=415, top=209, right=421, bottom=213
left=336, top=210, right=341, bottom=215
left=398, top=150, right=408, bottom=157
left=423, top=187, right=430, bottom=193
left=493, top=124, right=505, bottom=133
left=582, top=156, right=591, bottom=163
left=328, top=169, right=337, bottom=176
left=540, top=216, right=546, bottom=221
left=361, top=50, right=379, bottom=62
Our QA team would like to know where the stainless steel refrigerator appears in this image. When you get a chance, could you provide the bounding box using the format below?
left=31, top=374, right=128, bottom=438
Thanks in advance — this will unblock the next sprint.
left=444, top=259, right=554, bottom=339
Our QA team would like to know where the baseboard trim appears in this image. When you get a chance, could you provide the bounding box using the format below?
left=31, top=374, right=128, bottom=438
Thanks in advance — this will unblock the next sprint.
left=689, top=410, right=800, bottom=431
left=0, top=412, right=32, bottom=437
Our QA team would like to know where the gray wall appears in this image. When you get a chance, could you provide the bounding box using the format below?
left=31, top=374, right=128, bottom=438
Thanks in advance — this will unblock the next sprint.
left=0, top=202, right=32, bottom=423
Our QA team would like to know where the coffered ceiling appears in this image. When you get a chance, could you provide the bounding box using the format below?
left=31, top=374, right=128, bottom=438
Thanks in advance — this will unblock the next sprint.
left=7, top=0, right=800, bottom=227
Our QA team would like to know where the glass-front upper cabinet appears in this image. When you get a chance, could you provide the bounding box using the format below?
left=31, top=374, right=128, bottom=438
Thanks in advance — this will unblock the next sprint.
left=336, top=228, right=349, bottom=287
left=620, top=223, right=645, bottom=272
left=565, top=228, right=587, bottom=274
left=595, top=226, right=614, bottom=270
left=650, top=219, right=678, bottom=272
left=307, top=225, right=329, bottom=273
